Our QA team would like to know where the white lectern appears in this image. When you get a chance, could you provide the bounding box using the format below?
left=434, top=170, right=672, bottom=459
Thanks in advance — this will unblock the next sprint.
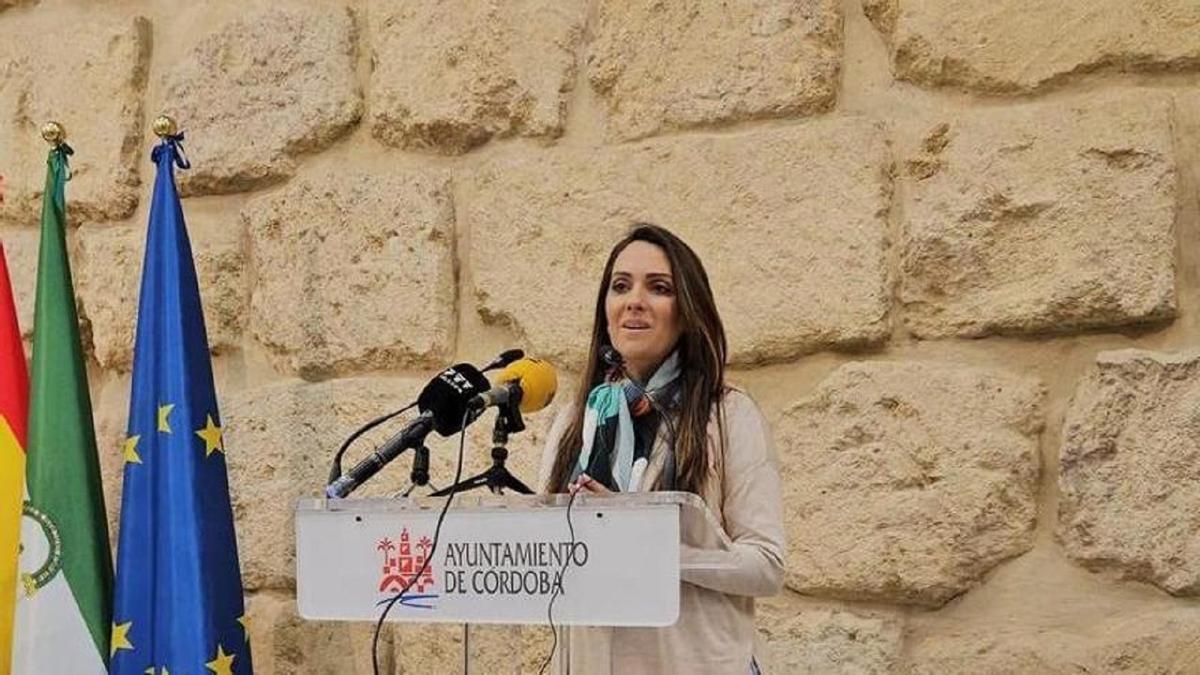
left=295, top=492, right=733, bottom=670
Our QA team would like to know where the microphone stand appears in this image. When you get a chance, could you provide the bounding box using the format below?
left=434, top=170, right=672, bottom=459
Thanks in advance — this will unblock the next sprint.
left=430, top=400, right=533, bottom=498
left=397, top=445, right=437, bottom=497
left=426, top=400, right=533, bottom=675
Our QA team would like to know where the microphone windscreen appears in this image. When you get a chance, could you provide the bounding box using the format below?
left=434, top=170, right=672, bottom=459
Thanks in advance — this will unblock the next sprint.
left=418, top=363, right=490, bottom=436
left=497, top=358, right=558, bottom=413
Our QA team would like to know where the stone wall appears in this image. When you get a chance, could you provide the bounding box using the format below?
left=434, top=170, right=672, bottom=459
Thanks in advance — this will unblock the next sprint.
left=2, top=0, right=1200, bottom=672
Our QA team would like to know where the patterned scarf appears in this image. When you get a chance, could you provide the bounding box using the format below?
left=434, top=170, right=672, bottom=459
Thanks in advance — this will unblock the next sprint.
left=576, top=350, right=681, bottom=492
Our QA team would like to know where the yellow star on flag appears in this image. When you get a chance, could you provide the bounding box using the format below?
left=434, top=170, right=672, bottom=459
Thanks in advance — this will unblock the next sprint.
left=157, top=403, right=174, bottom=433
left=195, top=415, right=224, bottom=457
left=206, top=644, right=235, bottom=675
left=111, top=621, right=134, bottom=657
left=122, top=435, right=142, bottom=465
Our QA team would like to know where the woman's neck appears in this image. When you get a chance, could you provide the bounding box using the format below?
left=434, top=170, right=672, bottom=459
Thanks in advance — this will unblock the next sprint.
left=625, top=358, right=659, bottom=384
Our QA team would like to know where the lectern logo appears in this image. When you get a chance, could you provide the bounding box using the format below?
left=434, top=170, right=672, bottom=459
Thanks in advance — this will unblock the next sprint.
left=376, top=527, right=437, bottom=609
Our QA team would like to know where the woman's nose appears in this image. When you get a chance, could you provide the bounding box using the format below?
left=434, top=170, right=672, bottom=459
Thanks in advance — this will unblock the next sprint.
left=626, top=285, right=648, bottom=308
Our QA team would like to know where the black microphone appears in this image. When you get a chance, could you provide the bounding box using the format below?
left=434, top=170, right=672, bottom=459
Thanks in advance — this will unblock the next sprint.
left=325, top=363, right=490, bottom=498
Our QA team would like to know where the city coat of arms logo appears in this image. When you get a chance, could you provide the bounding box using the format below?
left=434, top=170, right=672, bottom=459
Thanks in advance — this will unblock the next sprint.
left=376, top=527, right=436, bottom=609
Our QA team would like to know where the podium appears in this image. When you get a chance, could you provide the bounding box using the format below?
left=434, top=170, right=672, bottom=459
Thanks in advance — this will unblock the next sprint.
left=295, top=491, right=733, bottom=627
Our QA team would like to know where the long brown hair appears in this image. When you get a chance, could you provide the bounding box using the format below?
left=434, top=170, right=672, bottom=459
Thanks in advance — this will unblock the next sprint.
left=546, top=224, right=728, bottom=496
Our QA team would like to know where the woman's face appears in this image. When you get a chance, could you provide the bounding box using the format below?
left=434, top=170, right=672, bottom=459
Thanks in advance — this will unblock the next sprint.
left=605, top=240, right=683, bottom=381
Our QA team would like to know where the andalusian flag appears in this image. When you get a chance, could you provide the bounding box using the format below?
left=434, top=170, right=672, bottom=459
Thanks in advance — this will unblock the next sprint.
left=0, top=242, right=29, bottom=675
left=111, top=135, right=251, bottom=674
left=12, top=143, right=112, bottom=673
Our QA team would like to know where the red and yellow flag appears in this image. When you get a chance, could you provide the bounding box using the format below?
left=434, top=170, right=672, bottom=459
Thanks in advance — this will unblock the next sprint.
left=0, top=241, right=29, bottom=675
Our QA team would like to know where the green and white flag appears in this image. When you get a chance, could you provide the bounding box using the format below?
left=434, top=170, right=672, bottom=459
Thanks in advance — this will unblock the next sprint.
left=12, top=143, right=112, bottom=674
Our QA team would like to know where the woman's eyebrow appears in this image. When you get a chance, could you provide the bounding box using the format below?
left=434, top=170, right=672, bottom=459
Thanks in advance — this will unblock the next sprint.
left=611, top=270, right=673, bottom=279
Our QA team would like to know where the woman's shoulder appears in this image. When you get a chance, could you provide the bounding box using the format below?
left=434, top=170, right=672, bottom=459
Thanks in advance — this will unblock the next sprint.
left=719, top=383, right=764, bottom=421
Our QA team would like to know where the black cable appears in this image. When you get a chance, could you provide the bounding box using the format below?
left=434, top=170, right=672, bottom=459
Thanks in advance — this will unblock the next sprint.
left=538, top=487, right=580, bottom=675
left=535, top=359, right=681, bottom=673
left=328, top=401, right=419, bottom=484
left=371, top=408, right=471, bottom=675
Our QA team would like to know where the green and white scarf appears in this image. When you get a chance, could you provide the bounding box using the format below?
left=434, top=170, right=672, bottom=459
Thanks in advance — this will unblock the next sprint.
left=576, top=350, right=680, bottom=492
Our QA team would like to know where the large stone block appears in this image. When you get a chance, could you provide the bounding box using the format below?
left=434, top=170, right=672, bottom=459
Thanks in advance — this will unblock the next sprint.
left=225, top=378, right=420, bottom=589
left=76, top=220, right=245, bottom=372
left=368, top=0, right=587, bottom=154
left=868, top=0, right=1200, bottom=93
left=161, top=7, right=361, bottom=196
left=244, top=171, right=455, bottom=379
left=902, top=608, right=1200, bottom=674
left=0, top=226, right=37, bottom=339
left=900, top=94, right=1177, bottom=338
left=1059, top=350, right=1200, bottom=595
left=0, top=11, right=149, bottom=224
left=777, top=360, right=1044, bottom=606
left=756, top=593, right=903, bottom=674
left=589, top=0, right=841, bottom=141
left=246, top=591, right=384, bottom=674
left=462, top=119, right=891, bottom=367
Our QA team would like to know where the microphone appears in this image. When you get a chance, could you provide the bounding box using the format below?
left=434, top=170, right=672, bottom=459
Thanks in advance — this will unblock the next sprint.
left=469, top=358, right=558, bottom=414
left=325, top=363, right=490, bottom=498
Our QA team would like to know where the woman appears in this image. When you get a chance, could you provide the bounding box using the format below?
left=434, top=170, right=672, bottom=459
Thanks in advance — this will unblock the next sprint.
left=539, top=224, right=785, bottom=674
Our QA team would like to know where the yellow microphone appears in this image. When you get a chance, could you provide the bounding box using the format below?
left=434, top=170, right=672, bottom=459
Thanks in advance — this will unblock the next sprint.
left=469, top=358, right=557, bottom=414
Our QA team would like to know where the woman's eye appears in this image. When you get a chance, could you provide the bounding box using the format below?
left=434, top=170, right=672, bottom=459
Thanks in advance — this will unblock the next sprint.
left=654, top=284, right=673, bottom=295
left=611, top=280, right=629, bottom=292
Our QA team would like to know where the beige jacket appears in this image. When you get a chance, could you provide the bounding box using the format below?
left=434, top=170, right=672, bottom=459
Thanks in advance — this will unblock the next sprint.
left=538, top=388, right=785, bottom=675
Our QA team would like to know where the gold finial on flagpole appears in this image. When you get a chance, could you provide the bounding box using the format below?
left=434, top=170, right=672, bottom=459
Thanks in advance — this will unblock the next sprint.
left=152, top=115, right=178, bottom=138
left=40, top=121, right=66, bottom=146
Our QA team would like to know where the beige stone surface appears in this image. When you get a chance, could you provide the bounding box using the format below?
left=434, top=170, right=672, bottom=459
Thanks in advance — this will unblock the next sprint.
left=756, top=592, right=903, bottom=674
left=246, top=591, right=387, bottom=674
left=462, top=119, right=891, bottom=367
left=588, top=0, right=842, bottom=141
left=161, top=6, right=361, bottom=196
left=0, top=11, right=149, bottom=224
left=244, top=171, right=455, bottom=379
left=0, top=226, right=37, bottom=338
left=902, top=607, right=1200, bottom=674
left=900, top=94, right=1177, bottom=338
left=1059, top=349, right=1200, bottom=595
left=777, top=360, right=1044, bottom=606
left=225, top=377, right=423, bottom=589
left=92, top=375, right=132, bottom=541
left=247, top=578, right=541, bottom=674
left=76, top=220, right=245, bottom=371
left=869, top=0, right=1200, bottom=93
left=368, top=0, right=586, bottom=154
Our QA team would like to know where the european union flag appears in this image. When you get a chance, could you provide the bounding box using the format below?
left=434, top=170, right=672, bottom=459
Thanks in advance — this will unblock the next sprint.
left=111, top=133, right=252, bottom=675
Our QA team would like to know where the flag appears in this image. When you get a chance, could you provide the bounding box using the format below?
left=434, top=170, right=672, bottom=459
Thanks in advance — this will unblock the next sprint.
left=111, top=135, right=251, bottom=675
left=0, top=242, right=29, bottom=675
left=13, top=143, right=113, bottom=673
